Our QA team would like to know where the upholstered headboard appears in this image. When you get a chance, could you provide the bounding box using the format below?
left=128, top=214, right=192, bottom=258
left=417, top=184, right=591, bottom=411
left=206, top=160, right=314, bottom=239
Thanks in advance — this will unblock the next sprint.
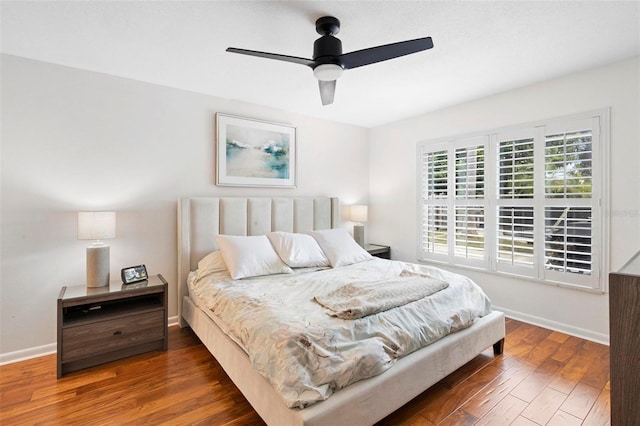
left=177, top=197, right=339, bottom=323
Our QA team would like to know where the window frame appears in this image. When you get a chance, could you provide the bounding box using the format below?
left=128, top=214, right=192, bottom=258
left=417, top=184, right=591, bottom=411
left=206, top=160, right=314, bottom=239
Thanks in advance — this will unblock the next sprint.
left=416, top=109, right=610, bottom=293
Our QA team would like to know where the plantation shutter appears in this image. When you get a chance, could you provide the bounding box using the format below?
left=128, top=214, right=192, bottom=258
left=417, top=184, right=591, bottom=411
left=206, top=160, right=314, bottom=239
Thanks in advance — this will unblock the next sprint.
left=420, top=148, right=448, bottom=258
left=543, top=118, right=599, bottom=289
left=454, top=144, right=486, bottom=262
left=495, top=130, right=536, bottom=275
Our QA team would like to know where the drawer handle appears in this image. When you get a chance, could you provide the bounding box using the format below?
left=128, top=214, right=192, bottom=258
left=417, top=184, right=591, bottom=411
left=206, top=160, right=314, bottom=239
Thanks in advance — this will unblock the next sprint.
left=113, top=330, right=122, bottom=336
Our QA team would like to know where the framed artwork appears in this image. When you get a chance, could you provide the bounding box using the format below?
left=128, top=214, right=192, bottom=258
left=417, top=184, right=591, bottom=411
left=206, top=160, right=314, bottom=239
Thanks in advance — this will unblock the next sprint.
left=216, top=114, right=297, bottom=187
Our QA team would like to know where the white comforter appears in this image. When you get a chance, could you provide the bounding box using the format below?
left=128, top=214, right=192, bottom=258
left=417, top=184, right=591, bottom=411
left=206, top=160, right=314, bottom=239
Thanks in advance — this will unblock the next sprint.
left=188, top=258, right=492, bottom=409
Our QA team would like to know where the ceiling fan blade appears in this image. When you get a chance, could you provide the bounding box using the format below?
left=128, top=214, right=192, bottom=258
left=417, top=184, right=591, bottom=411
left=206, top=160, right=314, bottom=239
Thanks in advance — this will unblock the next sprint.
left=318, top=80, right=336, bottom=105
left=226, top=48, right=316, bottom=67
left=339, top=37, right=433, bottom=69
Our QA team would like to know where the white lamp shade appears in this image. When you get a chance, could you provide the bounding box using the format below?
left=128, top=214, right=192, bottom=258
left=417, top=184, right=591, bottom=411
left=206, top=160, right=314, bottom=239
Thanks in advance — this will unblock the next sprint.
left=350, top=205, right=368, bottom=223
left=78, top=212, right=116, bottom=240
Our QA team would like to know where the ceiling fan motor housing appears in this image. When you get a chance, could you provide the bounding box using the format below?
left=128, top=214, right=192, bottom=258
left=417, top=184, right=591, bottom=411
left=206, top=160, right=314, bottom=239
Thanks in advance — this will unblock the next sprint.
left=313, top=16, right=343, bottom=67
left=313, top=35, right=343, bottom=65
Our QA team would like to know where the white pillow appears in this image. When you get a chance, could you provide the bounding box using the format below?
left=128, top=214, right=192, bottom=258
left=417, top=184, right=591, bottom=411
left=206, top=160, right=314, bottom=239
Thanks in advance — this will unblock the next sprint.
left=195, top=250, right=228, bottom=280
left=309, top=228, right=373, bottom=267
left=216, top=234, right=293, bottom=279
left=266, top=232, right=330, bottom=268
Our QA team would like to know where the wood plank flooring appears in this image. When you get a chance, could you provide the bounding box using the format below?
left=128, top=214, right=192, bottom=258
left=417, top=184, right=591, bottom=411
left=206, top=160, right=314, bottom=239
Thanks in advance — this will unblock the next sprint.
left=0, top=318, right=610, bottom=425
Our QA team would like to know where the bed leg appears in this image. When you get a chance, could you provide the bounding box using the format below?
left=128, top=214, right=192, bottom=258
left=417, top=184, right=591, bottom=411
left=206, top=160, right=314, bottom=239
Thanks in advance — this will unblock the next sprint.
left=493, top=338, right=505, bottom=355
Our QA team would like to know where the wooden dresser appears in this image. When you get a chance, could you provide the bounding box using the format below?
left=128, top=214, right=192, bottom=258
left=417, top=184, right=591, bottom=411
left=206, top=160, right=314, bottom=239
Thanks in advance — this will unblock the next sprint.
left=609, top=251, right=640, bottom=425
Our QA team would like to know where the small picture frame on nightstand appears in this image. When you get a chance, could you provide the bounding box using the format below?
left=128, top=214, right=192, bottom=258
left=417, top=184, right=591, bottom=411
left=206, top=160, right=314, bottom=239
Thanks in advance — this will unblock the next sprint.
left=121, top=264, right=148, bottom=284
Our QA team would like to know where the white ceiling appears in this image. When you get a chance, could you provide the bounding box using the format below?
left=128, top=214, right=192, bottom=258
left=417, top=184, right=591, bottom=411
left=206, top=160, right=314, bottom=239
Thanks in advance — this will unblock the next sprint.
left=2, top=1, right=639, bottom=128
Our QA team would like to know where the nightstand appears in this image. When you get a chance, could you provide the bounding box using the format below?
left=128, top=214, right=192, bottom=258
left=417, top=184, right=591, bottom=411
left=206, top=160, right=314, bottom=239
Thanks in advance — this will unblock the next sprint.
left=366, top=244, right=391, bottom=259
left=57, top=274, right=168, bottom=378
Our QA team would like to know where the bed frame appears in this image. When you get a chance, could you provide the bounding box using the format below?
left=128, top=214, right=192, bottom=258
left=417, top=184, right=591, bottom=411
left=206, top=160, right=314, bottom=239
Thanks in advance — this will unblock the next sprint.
left=177, top=196, right=505, bottom=426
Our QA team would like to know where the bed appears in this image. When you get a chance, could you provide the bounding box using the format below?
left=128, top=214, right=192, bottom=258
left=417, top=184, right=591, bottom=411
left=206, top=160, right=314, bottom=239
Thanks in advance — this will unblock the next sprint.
left=177, top=196, right=505, bottom=426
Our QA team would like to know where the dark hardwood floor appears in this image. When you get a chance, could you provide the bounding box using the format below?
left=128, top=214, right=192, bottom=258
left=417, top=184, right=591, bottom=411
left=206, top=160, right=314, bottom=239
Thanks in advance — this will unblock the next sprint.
left=0, top=318, right=610, bottom=425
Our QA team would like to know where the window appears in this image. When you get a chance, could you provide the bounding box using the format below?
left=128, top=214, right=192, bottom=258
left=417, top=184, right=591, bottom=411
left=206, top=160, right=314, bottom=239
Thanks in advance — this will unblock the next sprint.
left=417, top=110, right=608, bottom=291
left=420, top=137, right=487, bottom=267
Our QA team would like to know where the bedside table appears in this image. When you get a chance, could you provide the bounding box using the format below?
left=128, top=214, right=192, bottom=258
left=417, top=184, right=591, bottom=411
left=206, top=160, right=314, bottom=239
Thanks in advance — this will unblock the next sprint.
left=366, top=244, right=391, bottom=259
left=57, top=274, right=168, bottom=378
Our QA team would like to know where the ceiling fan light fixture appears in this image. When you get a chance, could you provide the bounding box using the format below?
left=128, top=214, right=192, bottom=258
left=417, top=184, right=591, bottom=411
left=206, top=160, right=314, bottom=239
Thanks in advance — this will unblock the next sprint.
left=313, top=63, right=343, bottom=81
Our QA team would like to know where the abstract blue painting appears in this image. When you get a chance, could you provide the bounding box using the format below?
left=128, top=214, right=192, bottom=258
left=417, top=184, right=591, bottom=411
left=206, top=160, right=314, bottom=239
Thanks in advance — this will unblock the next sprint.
left=216, top=114, right=296, bottom=187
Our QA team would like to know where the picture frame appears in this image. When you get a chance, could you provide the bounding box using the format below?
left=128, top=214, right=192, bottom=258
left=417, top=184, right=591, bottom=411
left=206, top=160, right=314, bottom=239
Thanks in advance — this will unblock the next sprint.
left=120, top=264, right=148, bottom=284
left=216, top=113, right=297, bottom=187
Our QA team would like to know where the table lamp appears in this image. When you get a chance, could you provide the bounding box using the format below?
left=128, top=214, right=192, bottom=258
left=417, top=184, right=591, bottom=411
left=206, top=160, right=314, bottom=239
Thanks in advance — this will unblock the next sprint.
left=350, top=205, right=368, bottom=247
left=78, top=211, right=116, bottom=287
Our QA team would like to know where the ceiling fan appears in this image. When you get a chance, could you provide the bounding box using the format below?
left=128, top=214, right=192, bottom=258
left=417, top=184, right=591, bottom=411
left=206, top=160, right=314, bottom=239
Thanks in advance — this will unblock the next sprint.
left=226, top=16, right=434, bottom=105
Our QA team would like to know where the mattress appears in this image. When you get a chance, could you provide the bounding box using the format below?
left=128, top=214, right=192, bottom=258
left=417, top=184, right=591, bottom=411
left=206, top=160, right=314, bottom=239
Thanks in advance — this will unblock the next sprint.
left=188, top=257, right=492, bottom=409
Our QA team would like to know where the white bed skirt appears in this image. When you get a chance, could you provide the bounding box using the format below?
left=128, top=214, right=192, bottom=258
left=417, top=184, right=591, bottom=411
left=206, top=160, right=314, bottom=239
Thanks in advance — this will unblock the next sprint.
left=182, top=295, right=505, bottom=426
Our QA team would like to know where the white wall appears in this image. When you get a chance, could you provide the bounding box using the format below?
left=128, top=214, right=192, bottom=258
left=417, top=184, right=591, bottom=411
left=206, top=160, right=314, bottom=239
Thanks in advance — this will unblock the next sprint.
left=0, top=54, right=369, bottom=360
left=369, top=56, right=640, bottom=344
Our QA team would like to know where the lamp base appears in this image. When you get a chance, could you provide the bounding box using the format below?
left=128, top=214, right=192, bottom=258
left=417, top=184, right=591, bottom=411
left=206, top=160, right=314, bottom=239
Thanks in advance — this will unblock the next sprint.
left=353, top=225, right=365, bottom=248
left=87, top=245, right=110, bottom=288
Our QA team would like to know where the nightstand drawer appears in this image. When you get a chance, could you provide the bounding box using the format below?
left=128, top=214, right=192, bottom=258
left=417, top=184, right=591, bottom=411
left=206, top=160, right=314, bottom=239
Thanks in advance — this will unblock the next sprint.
left=62, top=310, right=164, bottom=360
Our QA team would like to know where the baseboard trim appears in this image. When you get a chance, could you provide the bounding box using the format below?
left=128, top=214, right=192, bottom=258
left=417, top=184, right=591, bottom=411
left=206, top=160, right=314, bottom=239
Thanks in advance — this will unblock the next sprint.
left=0, top=343, right=56, bottom=366
left=494, top=305, right=609, bottom=346
left=168, top=315, right=179, bottom=327
left=0, top=315, right=181, bottom=366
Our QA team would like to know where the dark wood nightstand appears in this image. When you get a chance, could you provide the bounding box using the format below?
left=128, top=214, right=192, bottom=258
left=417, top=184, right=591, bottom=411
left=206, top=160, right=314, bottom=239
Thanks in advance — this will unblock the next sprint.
left=366, top=244, right=391, bottom=259
left=57, top=274, right=168, bottom=378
